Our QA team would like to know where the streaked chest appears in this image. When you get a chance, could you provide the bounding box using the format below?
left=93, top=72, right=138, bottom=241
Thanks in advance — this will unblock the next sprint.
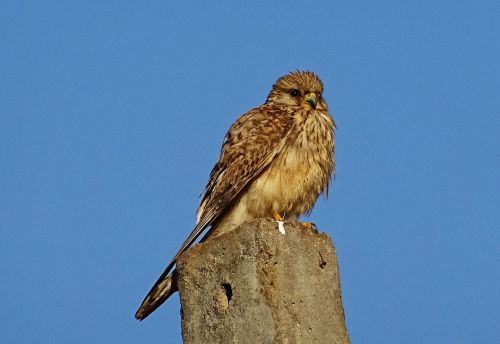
left=247, top=109, right=334, bottom=215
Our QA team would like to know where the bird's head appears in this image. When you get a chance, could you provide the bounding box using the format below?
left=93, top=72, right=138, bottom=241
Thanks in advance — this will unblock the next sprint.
left=266, top=71, right=327, bottom=111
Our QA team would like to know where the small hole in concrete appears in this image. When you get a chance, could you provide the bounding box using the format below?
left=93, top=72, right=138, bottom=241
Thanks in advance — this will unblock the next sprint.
left=222, top=283, right=232, bottom=302
left=319, top=252, right=327, bottom=269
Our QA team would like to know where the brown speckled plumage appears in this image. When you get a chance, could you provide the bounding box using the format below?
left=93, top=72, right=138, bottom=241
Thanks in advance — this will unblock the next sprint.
left=136, top=71, right=335, bottom=320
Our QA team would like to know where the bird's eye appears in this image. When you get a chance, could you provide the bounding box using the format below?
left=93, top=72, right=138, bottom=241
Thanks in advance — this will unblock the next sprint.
left=289, top=89, right=300, bottom=97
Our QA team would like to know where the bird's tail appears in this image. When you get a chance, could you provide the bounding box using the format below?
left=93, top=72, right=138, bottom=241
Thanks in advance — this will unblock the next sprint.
left=135, top=268, right=178, bottom=321
left=135, top=222, right=213, bottom=320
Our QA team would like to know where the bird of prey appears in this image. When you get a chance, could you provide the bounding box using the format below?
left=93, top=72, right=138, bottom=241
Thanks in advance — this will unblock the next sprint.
left=135, top=71, right=335, bottom=320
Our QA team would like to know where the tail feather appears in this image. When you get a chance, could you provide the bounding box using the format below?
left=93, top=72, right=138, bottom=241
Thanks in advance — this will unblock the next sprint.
left=135, top=268, right=178, bottom=321
left=135, top=222, right=216, bottom=320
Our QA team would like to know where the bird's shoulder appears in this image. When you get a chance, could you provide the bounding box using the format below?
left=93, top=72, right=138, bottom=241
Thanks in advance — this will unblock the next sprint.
left=222, top=103, right=294, bottom=151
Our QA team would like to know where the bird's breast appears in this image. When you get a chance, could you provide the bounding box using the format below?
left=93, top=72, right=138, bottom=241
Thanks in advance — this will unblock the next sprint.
left=244, top=109, right=335, bottom=218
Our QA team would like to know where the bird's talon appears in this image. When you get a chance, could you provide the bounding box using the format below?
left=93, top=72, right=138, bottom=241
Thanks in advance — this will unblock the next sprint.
left=302, top=222, right=318, bottom=233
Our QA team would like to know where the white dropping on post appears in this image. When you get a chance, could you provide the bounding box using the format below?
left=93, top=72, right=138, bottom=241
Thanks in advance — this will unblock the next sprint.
left=277, top=221, right=285, bottom=235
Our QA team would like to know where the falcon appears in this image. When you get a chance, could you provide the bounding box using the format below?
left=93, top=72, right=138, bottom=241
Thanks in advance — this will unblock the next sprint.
left=135, top=71, right=335, bottom=320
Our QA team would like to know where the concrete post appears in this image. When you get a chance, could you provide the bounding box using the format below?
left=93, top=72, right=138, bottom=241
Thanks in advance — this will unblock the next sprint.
left=176, top=218, right=350, bottom=344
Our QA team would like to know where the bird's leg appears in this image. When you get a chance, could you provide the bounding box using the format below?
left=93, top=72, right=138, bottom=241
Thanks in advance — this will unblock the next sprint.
left=272, top=211, right=284, bottom=222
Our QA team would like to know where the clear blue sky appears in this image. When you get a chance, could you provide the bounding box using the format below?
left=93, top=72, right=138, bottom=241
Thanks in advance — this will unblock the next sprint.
left=1, top=1, right=499, bottom=343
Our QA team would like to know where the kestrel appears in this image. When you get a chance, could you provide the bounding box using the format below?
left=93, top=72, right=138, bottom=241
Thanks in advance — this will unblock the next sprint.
left=135, top=71, right=335, bottom=320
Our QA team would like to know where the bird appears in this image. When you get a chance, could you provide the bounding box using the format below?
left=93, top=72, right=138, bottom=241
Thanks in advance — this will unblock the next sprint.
left=135, top=70, right=335, bottom=320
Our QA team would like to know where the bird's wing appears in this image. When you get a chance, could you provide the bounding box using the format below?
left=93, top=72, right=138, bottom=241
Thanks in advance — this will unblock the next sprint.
left=197, top=105, right=294, bottom=228
left=135, top=105, right=293, bottom=320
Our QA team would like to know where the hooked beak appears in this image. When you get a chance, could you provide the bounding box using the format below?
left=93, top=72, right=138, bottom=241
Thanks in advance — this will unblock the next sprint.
left=304, top=92, right=317, bottom=108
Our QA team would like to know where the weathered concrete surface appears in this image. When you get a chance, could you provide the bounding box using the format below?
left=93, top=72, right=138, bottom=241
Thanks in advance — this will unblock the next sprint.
left=176, top=218, right=350, bottom=344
